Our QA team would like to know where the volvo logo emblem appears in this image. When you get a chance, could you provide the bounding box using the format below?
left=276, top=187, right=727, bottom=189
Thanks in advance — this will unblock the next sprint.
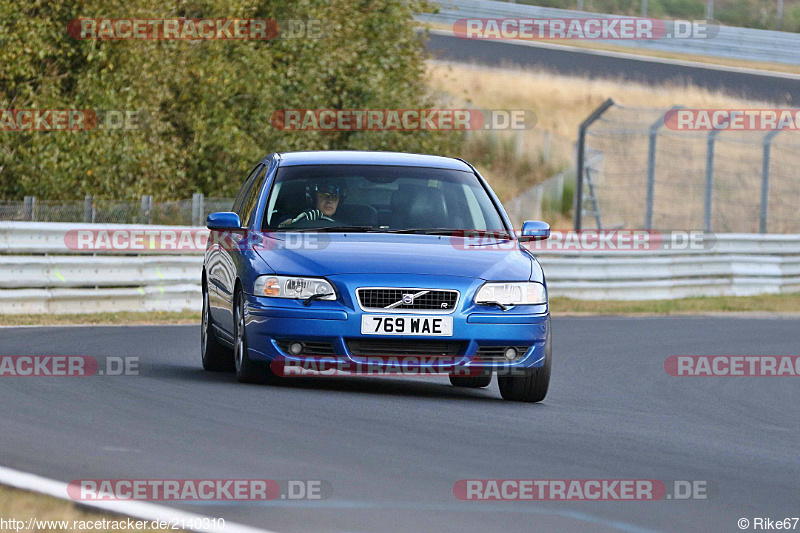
left=401, top=294, right=414, bottom=305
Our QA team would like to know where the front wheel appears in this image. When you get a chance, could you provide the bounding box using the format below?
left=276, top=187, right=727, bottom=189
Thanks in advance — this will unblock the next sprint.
left=497, top=321, right=552, bottom=403
left=233, top=288, right=279, bottom=384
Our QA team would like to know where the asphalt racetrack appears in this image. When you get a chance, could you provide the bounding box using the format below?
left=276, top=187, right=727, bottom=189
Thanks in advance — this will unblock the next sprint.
left=0, top=317, right=798, bottom=532
left=424, top=31, right=800, bottom=103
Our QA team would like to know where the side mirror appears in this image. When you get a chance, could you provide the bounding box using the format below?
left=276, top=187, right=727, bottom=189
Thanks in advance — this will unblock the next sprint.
left=519, top=220, right=550, bottom=242
left=206, top=212, right=242, bottom=231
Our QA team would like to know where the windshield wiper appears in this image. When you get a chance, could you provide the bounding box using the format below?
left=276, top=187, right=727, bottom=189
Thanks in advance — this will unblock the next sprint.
left=379, top=228, right=457, bottom=235
left=303, top=292, right=334, bottom=306
left=287, top=226, right=376, bottom=233
left=475, top=300, right=513, bottom=312
left=380, top=228, right=513, bottom=238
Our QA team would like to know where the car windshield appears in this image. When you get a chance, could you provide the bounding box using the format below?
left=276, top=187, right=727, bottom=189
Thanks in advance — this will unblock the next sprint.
left=262, top=164, right=507, bottom=234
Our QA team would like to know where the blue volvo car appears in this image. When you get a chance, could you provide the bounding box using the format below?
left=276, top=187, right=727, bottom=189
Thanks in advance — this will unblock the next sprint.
left=202, top=151, right=552, bottom=402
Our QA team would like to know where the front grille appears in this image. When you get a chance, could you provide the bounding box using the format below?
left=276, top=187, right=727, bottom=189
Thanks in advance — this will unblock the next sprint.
left=347, top=339, right=464, bottom=357
left=475, top=346, right=530, bottom=363
left=276, top=340, right=336, bottom=356
left=357, top=288, right=459, bottom=312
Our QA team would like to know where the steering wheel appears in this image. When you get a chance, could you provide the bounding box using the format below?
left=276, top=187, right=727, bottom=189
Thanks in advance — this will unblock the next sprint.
left=289, top=216, right=340, bottom=229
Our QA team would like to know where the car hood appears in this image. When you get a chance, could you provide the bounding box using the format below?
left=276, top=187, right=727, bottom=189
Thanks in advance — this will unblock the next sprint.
left=255, top=233, right=535, bottom=281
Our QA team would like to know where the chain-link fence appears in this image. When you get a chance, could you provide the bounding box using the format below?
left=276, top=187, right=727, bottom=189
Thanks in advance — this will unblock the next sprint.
left=576, top=102, right=800, bottom=233
left=0, top=195, right=233, bottom=226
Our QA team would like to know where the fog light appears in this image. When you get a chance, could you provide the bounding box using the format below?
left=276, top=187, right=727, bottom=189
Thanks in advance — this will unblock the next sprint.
left=289, top=342, right=304, bottom=355
left=503, top=347, right=518, bottom=361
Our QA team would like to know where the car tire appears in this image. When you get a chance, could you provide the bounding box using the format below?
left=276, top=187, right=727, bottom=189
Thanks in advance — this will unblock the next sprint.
left=201, top=279, right=233, bottom=372
left=497, top=321, right=552, bottom=403
left=449, top=370, right=492, bottom=388
left=233, top=288, right=279, bottom=384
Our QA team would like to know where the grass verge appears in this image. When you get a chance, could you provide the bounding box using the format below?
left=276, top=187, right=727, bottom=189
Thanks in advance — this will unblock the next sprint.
left=551, top=293, right=800, bottom=315
left=0, top=311, right=200, bottom=326
left=0, top=484, right=163, bottom=533
left=1, top=294, right=799, bottom=325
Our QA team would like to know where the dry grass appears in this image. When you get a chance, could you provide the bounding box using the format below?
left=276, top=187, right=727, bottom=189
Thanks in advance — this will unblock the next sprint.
left=428, top=60, right=771, bottom=152
left=427, top=61, right=798, bottom=231
left=0, top=311, right=200, bottom=326
left=0, top=485, right=163, bottom=533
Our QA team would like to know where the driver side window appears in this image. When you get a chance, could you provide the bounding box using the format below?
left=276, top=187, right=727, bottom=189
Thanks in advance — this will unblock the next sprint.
left=231, top=165, right=263, bottom=219
left=241, top=166, right=268, bottom=226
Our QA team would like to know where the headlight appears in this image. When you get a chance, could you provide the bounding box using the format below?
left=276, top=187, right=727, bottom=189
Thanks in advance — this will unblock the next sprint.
left=474, top=282, right=547, bottom=306
left=253, top=275, right=336, bottom=300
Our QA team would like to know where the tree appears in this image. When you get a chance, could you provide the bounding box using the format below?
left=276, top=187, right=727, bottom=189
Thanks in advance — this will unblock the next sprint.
left=0, top=0, right=460, bottom=200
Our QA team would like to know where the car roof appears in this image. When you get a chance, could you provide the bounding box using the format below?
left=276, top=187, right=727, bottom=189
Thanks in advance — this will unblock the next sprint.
left=274, top=151, right=473, bottom=171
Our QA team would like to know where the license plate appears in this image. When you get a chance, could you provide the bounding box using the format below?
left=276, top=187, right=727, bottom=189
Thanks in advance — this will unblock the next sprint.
left=360, top=315, right=453, bottom=336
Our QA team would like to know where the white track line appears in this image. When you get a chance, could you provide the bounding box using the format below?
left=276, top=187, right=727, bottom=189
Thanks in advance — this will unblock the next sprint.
left=0, top=465, right=276, bottom=533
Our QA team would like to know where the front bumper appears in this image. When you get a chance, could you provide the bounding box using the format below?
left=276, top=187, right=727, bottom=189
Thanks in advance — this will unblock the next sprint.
left=243, top=274, right=549, bottom=370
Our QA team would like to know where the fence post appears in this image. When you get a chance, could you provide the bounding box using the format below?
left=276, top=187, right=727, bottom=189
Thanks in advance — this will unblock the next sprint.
left=704, top=129, right=719, bottom=232
left=192, top=193, right=205, bottom=226
left=760, top=130, right=782, bottom=234
left=574, top=98, right=614, bottom=231
left=84, top=195, right=94, bottom=223
left=23, top=196, right=35, bottom=221
left=645, top=106, right=681, bottom=230
left=141, top=195, right=153, bottom=224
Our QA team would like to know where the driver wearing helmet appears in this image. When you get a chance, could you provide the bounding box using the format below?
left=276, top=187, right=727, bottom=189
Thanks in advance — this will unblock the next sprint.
left=279, top=181, right=347, bottom=227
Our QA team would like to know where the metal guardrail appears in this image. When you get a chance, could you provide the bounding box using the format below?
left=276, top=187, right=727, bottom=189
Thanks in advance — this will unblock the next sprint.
left=0, top=222, right=205, bottom=313
left=0, top=222, right=799, bottom=312
left=419, top=0, right=800, bottom=65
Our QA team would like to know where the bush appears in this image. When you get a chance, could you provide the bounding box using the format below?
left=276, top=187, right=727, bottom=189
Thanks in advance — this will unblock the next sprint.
left=0, top=0, right=461, bottom=200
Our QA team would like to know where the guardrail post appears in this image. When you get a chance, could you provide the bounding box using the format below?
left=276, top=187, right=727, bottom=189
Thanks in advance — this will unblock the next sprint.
left=192, top=193, right=204, bottom=226
left=23, top=196, right=35, bottom=221
left=645, top=107, right=681, bottom=230
left=141, top=195, right=153, bottom=224
left=84, top=195, right=94, bottom=223
left=704, top=129, right=719, bottom=232
left=760, top=129, right=782, bottom=234
left=575, top=98, right=614, bottom=231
